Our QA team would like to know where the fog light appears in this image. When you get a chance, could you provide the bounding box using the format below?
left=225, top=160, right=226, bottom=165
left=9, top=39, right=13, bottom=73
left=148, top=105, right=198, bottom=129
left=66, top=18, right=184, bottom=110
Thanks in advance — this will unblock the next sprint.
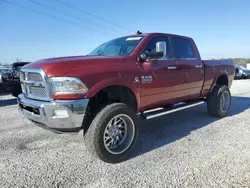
left=53, top=110, right=68, bottom=118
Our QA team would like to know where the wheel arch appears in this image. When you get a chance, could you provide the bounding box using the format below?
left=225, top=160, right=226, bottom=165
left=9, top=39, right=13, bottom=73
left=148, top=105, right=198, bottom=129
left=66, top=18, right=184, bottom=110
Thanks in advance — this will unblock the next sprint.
left=82, top=80, right=140, bottom=135
left=209, top=71, right=229, bottom=95
left=85, top=78, right=140, bottom=111
left=216, top=74, right=229, bottom=87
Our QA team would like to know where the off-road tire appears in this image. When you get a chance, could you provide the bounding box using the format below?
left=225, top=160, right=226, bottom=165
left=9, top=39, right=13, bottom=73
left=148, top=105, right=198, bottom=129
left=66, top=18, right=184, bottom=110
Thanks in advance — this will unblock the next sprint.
left=207, top=85, right=231, bottom=118
left=84, top=103, right=139, bottom=163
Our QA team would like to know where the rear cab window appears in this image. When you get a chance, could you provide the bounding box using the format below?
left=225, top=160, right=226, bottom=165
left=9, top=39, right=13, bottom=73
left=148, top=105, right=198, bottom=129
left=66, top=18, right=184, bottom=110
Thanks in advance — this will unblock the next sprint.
left=171, top=37, right=195, bottom=59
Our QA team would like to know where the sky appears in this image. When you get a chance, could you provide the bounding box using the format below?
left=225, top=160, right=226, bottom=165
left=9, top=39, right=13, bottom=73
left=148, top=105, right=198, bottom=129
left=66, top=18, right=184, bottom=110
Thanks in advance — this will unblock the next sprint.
left=1, top=0, right=250, bottom=64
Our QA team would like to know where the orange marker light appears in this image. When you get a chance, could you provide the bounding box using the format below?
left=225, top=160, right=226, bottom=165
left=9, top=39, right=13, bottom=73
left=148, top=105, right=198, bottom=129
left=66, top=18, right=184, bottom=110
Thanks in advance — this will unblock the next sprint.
left=78, top=84, right=85, bottom=90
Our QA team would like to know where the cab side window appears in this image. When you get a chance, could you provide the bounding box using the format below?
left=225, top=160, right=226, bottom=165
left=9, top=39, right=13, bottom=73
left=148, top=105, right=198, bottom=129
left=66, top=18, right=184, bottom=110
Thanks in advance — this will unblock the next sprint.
left=171, top=37, right=195, bottom=59
left=143, top=36, right=172, bottom=59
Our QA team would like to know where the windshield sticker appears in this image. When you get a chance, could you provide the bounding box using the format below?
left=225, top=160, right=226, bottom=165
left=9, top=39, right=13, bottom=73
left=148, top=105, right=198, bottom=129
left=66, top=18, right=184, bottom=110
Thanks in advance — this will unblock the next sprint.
left=126, top=37, right=142, bottom=41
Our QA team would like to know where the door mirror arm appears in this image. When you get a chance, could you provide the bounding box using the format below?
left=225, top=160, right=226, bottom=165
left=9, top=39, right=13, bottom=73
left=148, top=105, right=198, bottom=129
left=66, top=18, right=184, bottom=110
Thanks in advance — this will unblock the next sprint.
left=138, top=52, right=164, bottom=63
left=138, top=53, right=147, bottom=62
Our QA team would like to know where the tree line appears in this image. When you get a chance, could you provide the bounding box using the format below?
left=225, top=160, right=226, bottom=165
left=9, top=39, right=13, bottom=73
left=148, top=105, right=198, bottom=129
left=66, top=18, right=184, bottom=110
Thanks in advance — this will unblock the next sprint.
left=209, top=58, right=250, bottom=65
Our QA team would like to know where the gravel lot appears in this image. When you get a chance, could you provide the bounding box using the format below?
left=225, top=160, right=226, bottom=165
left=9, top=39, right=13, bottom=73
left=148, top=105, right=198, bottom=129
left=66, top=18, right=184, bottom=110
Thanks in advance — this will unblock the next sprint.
left=1, top=80, right=250, bottom=188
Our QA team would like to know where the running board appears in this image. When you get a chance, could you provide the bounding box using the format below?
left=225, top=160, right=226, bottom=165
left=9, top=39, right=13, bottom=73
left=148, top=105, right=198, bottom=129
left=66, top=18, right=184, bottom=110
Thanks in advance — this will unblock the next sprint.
left=141, top=101, right=204, bottom=120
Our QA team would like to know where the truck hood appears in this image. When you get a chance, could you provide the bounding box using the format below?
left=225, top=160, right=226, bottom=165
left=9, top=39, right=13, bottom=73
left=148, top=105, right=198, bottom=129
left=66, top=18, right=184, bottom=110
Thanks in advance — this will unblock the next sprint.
left=24, top=55, right=125, bottom=77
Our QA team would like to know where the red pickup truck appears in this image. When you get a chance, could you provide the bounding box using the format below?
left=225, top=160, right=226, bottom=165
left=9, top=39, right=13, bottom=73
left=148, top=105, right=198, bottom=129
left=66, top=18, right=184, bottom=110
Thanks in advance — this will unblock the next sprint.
left=17, top=32, right=235, bottom=163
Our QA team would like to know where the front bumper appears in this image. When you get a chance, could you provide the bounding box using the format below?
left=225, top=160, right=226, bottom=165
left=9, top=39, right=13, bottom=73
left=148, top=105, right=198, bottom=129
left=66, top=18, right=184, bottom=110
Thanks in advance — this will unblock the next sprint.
left=17, top=94, right=89, bottom=133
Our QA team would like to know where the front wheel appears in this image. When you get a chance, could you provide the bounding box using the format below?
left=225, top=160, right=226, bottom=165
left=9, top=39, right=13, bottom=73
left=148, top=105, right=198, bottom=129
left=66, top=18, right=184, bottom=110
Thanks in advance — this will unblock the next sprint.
left=84, top=103, right=139, bottom=163
left=207, top=85, right=231, bottom=118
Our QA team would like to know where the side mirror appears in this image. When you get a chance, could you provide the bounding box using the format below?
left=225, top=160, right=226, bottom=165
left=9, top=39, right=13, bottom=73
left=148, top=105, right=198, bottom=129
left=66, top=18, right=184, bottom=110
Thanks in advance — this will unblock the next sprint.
left=156, top=41, right=167, bottom=57
left=138, top=41, right=167, bottom=62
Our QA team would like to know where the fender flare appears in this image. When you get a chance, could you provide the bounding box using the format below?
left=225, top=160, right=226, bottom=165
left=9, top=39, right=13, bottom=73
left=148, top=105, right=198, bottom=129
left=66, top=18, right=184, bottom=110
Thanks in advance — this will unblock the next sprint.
left=209, top=70, right=229, bottom=94
left=85, top=78, right=140, bottom=110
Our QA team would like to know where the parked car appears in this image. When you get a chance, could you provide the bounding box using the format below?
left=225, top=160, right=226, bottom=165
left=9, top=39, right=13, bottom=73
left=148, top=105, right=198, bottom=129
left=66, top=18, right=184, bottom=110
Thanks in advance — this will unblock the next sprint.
left=0, top=67, right=10, bottom=83
left=17, top=32, right=235, bottom=163
left=0, top=67, right=10, bottom=93
left=235, top=65, right=250, bottom=79
left=3, top=62, right=30, bottom=97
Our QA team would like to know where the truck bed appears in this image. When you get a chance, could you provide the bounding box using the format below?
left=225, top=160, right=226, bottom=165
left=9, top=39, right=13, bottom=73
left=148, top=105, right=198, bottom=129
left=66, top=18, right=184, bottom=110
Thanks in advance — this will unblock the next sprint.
left=201, top=60, right=235, bottom=97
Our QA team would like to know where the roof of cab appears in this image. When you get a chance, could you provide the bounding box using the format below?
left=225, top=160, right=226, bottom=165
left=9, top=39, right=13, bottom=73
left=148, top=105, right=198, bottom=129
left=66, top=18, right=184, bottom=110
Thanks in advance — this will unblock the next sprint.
left=143, top=32, right=192, bottom=39
left=125, top=32, right=193, bottom=40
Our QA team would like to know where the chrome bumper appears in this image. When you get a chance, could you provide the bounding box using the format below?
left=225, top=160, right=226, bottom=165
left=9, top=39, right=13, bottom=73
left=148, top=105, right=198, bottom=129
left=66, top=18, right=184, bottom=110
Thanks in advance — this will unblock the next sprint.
left=17, top=94, right=89, bottom=133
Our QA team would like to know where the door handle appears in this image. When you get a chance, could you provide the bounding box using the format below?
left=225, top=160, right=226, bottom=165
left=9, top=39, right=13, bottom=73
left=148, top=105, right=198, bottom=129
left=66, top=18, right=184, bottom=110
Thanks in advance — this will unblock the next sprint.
left=167, top=66, right=177, bottom=70
left=195, top=65, right=203, bottom=68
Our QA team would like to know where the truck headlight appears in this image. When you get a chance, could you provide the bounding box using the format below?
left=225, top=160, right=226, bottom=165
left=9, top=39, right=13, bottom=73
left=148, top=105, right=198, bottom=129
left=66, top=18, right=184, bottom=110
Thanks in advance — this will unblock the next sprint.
left=50, top=77, right=88, bottom=94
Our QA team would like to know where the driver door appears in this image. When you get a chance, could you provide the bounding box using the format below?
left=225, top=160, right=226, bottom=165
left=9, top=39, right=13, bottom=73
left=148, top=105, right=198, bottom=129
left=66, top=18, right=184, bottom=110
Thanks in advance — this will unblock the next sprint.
left=139, top=36, right=183, bottom=110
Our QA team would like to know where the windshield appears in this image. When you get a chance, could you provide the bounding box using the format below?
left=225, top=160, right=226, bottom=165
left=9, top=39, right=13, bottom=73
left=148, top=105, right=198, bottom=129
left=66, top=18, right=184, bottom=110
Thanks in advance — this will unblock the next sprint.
left=88, top=36, right=145, bottom=56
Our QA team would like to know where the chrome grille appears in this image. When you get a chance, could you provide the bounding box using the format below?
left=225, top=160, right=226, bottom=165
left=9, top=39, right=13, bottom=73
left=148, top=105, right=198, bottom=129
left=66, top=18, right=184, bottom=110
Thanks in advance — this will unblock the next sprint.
left=29, top=86, right=47, bottom=97
left=27, top=72, right=43, bottom=81
left=20, top=68, right=51, bottom=101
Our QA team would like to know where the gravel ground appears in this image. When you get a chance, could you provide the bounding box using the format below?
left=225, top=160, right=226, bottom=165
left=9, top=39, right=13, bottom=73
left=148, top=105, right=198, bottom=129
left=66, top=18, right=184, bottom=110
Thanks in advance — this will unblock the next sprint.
left=1, top=80, right=250, bottom=188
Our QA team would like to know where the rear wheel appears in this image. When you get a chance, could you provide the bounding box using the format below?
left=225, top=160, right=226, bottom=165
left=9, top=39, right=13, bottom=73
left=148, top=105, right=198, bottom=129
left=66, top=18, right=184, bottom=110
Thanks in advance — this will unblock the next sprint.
left=84, top=103, right=138, bottom=163
left=207, top=85, right=231, bottom=118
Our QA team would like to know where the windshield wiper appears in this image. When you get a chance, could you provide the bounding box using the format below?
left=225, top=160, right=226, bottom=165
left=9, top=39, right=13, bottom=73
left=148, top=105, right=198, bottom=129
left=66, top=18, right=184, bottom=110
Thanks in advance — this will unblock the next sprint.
left=86, top=52, right=104, bottom=56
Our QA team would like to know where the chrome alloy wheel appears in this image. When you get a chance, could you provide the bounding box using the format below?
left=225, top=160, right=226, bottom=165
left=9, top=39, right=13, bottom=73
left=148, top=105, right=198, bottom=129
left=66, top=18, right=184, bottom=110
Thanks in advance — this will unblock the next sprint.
left=220, top=91, right=230, bottom=113
left=103, top=114, right=135, bottom=155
